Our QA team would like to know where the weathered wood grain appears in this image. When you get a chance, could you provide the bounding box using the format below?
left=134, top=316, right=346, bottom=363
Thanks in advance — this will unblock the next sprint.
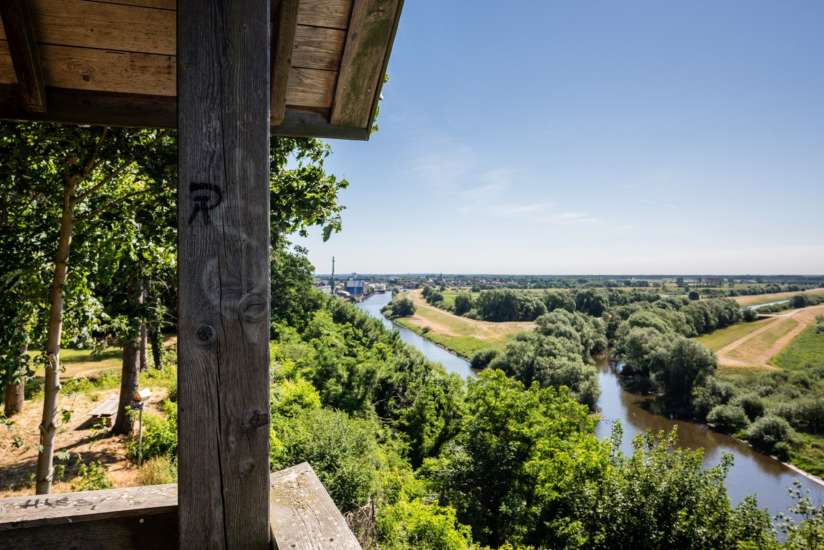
left=331, top=0, right=402, bottom=128
left=297, top=0, right=352, bottom=30
left=286, top=66, right=336, bottom=108
left=0, top=42, right=15, bottom=84
left=0, top=85, right=370, bottom=138
left=83, top=0, right=176, bottom=10
left=0, top=0, right=47, bottom=112
left=178, top=0, right=272, bottom=548
left=271, top=0, right=300, bottom=126
left=270, top=463, right=362, bottom=550
left=30, top=0, right=175, bottom=55
left=293, top=25, right=346, bottom=70
left=0, top=484, right=176, bottom=530
left=40, top=44, right=175, bottom=96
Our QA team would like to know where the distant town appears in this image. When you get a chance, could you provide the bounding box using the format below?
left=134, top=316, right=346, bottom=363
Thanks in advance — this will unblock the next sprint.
left=315, top=271, right=824, bottom=302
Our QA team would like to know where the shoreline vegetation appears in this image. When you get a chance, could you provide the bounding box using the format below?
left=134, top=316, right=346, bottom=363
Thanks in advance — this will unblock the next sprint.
left=383, top=286, right=824, bottom=479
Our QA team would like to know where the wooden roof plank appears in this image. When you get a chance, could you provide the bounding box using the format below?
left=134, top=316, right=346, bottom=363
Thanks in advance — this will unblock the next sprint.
left=293, top=25, right=346, bottom=71
left=0, top=42, right=16, bottom=84
left=30, top=0, right=175, bottom=56
left=286, top=66, right=336, bottom=108
left=297, top=0, right=352, bottom=30
left=40, top=43, right=175, bottom=96
left=271, top=0, right=300, bottom=126
left=0, top=0, right=47, bottom=113
left=331, top=0, right=402, bottom=129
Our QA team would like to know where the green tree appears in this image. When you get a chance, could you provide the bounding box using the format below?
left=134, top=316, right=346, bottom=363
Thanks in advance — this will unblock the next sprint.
left=425, top=369, right=607, bottom=547
left=653, top=338, right=716, bottom=416
left=453, top=292, right=473, bottom=316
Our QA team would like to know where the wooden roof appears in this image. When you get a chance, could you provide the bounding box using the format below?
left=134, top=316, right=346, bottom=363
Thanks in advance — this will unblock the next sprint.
left=0, top=0, right=403, bottom=140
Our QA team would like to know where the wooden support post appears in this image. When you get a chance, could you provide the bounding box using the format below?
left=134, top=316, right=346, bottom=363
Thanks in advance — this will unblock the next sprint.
left=177, top=2, right=271, bottom=549
left=0, top=0, right=47, bottom=113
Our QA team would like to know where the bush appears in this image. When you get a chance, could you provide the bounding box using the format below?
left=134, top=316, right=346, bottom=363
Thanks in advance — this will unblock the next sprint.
left=72, top=461, right=112, bottom=491
left=707, top=404, right=749, bottom=434
left=733, top=393, right=765, bottom=421
left=385, top=297, right=415, bottom=318
left=127, top=401, right=178, bottom=462
left=378, top=498, right=474, bottom=550
left=692, top=377, right=737, bottom=421
left=774, top=398, right=824, bottom=435
left=138, top=455, right=177, bottom=485
left=271, top=408, right=382, bottom=513
left=469, top=349, right=498, bottom=370
left=453, top=293, right=473, bottom=316
left=746, top=415, right=793, bottom=457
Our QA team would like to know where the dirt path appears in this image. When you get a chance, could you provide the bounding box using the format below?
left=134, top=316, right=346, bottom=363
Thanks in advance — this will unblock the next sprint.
left=716, top=305, right=824, bottom=369
left=0, top=387, right=169, bottom=497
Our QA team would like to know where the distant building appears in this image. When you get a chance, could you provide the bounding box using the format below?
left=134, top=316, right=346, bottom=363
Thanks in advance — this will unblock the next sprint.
left=345, top=279, right=365, bottom=297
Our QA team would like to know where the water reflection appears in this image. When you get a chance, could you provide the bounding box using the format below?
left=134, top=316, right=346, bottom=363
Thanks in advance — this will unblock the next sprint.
left=358, top=292, right=824, bottom=517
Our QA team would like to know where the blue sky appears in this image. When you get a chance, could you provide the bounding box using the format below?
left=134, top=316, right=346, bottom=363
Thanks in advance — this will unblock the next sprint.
left=297, top=1, right=824, bottom=275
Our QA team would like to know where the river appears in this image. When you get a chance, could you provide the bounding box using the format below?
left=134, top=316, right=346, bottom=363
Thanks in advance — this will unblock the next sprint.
left=357, top=292, right=824, bottom=518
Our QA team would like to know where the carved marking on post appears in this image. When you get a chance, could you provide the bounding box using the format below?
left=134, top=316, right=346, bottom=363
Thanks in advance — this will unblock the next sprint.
left=187, top=182, right=223, bottom=225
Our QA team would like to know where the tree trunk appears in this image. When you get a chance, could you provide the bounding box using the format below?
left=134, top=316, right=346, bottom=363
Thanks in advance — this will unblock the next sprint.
left=4, top=382, right=24, bottom=417
left=150, top=326, right=163, bottom=369
left=3, top=339, right=28, bottom=417
left=139, top=324, right=148, bottom=371
left=35, top=183, right=75, bottom=495
left=112, top=336, right=140, bottom=436
left=138, top=286, right=148, bottom=371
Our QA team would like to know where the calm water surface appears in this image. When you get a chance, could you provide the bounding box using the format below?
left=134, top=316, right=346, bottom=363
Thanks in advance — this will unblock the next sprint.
left=357, top=292, right=824, bottom=518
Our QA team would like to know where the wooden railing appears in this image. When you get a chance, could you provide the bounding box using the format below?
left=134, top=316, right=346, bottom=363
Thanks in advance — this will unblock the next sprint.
left=0, top=462, right=360, bottom=550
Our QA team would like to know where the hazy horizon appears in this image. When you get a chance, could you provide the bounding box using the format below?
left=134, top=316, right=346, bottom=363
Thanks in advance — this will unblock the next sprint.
left=297, top=1, right=824, bottom=274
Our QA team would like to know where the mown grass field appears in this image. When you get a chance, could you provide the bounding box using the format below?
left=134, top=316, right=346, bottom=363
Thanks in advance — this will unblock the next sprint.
left=773, top=324, right=824, bottom=371
left=724, top=317, right=798, bottom=366
left=695, top=319, right=772, bottom=352
left=396, top=290, right=533, bottom=358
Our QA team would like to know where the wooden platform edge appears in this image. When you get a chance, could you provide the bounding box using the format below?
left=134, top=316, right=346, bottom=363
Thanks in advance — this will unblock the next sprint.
left=270, top=462, right=362, bottom=550
left=0, top=85, right=370, bottom=140
left=0, top=464, right=361, bottom=550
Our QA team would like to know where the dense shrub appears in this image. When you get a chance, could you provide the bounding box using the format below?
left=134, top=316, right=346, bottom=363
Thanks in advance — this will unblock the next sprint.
left=453, top=293, right=473, bottom=316
left=377, top=498, right=475, bottom=550
left=733, top=393, right=765, bottom=421
left=707, top=404, right=749, bottom=434
left=746, top=415, right=794, bottom=459
left=271, top=408, right=382, bottom=513
left=692, top=377, right=737, bottom=421
left=469, top=348, right=498, bottom=370
left=383, top=296, right=415, bottom=318
left=127, top=401, right=177, bottom=462
left=774, top=398, right=824, bottom=435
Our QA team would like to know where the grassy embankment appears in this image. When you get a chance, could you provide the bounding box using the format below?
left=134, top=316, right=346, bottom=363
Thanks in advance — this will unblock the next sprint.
left=394, top=290, right=532, bottom=358
left=733, top=288, right=824, bottom=307
left=698, top=306, right=824, bottom=476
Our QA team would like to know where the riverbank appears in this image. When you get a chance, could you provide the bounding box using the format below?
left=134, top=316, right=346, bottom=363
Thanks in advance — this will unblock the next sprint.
left=393, top=289, right=532, bottom=358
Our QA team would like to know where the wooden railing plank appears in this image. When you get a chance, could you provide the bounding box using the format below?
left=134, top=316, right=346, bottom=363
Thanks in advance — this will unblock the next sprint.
left=270, top=463, right=362, bottom=550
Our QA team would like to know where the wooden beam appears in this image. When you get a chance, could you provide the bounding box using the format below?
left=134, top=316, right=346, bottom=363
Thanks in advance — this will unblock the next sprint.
left=330, top=0, right=402, bottom=129
left=0, top=85, right=370, bottom=139
left=0, top=0, right=47, bottom=112
left=0, top=484, right=177, bottom=550
left=270, top=463, right=362, bottom=550
left=271, top=0, right=299, bottom=126
left=0, top=466, right=361, bottom=550
left=177, top=0, right=272, bottom=548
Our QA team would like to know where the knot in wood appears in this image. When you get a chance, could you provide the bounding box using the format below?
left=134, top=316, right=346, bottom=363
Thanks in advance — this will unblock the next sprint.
left=239, top=293, right=268, bottom=324
left=196, top=324, right=215, bottom=344
left=247, top=409, right=269, bottom=430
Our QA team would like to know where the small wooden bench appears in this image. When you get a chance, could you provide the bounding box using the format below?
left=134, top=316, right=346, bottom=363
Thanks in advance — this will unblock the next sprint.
left=0, top=462, right=361, bottom=550
left=88, top=396, right=118, bottom=426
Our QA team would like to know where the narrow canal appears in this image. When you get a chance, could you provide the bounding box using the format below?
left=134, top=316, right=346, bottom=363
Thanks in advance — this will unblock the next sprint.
left=358, top=292, right=824, bottom=518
